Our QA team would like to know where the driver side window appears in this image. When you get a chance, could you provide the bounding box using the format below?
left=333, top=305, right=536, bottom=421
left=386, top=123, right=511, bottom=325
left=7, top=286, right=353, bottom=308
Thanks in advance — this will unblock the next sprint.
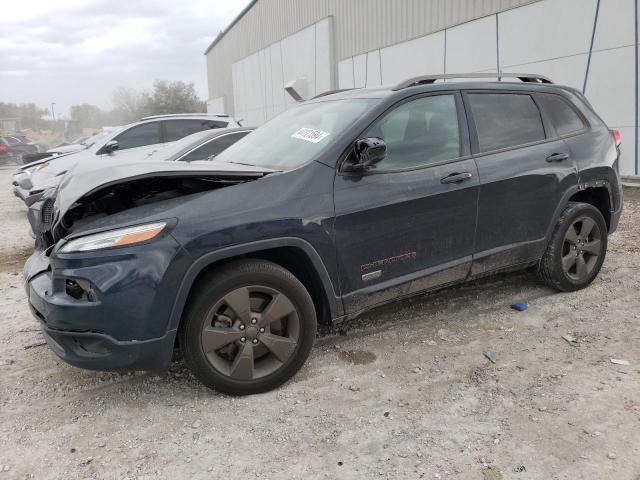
left=114, top=122, right=161, bottom=150
left=366, top=94, right=461, bottom=169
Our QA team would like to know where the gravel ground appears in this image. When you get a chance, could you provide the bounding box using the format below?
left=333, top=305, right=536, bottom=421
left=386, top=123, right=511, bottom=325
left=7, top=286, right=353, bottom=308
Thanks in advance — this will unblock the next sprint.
left=0, top=165, right=639, bottom=480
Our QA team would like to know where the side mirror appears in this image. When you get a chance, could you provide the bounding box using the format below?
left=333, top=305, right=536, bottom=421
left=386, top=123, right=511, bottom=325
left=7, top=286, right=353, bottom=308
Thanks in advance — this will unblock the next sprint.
left=102, top=140, right=119, bottom=154
left=343, top=137, right=386, bottom=172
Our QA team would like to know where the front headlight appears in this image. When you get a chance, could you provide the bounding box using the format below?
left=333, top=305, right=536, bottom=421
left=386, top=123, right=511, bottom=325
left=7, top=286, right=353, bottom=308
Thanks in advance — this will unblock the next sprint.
left=24, top=162, right=50, bottom=175
left=59, top=222, right=167, bottom=253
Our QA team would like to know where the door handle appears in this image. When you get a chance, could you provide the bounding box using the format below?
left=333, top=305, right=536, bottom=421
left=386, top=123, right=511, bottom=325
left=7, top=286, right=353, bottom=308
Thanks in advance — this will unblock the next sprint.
left=546, top=152, right=569, bottom=162
left=441, top=172, right=473, bottom=184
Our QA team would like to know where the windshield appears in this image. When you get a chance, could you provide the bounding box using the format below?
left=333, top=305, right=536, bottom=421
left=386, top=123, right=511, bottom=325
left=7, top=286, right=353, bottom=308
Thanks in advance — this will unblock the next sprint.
left=81, top=127, right=123, bottom=148
left=80, top=130, right=110, bottom=147
left=163, top=129, right=219, bottom=158
left=133, top=129, right=220, bottom=162
left=70, top=135, right=89, bottom=145
left=214, top=99, right=375, bottom=169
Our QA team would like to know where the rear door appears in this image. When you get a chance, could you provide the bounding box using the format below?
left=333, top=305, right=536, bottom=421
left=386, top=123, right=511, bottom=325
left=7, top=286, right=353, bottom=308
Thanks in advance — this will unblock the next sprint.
left=333, top=92, right=479, bottom=313
left=464, top=91, right=578, bottom=277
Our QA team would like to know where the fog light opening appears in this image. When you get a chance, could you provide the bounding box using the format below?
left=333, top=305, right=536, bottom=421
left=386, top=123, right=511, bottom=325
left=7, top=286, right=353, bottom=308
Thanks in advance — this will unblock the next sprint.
left=65, top=279, right=97, bottom=302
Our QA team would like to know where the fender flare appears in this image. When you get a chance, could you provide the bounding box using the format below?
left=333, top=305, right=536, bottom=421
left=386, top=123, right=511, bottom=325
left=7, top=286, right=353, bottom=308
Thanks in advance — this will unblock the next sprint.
left=166, top=237, right=343, bottom=333
left=543, top=180, right=614, bottom=247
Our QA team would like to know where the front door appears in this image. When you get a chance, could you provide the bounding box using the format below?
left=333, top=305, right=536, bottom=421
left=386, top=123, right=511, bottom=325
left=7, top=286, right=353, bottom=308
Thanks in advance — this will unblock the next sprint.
left=106, top=121, right=163, bottom=159
left=333, top=92, right=479, bottom=314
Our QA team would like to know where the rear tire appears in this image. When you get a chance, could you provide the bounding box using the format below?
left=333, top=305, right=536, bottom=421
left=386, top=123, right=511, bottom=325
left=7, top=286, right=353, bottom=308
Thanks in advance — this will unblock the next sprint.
left=180, top=259, right=317, bottom=395
left=537, top=201, right=607, bottom=292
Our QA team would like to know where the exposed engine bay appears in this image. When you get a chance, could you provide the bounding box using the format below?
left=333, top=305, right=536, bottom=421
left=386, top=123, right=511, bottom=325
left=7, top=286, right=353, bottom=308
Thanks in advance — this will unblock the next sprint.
left=31, top=172, right=264, bottom=250
left=57, top=176, right=247, bottom=236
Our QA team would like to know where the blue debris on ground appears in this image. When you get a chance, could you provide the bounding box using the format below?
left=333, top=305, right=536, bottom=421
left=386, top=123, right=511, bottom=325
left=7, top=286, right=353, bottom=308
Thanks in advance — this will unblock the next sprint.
left=511, top=302, right=529, bottom=312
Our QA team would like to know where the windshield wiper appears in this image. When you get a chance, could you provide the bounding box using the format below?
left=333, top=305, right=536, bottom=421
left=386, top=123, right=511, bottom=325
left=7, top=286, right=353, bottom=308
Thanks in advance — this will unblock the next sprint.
left=225, top=160, right=256, bottom=167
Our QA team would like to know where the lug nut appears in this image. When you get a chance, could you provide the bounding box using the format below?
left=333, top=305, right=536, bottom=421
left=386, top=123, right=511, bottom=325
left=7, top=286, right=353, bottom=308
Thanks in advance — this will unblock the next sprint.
left=251, top=318, right=257, bottom=324
left=259, top=327, right=265, bottom=333
left=240, top=337, right=246, bottom=342
left=252, top=339, right=259, bottom=344
left=239, top=324, right=245, bottom=330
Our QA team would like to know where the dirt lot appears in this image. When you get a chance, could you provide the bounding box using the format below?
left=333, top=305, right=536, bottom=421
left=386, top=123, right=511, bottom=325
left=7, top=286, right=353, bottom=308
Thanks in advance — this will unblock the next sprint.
left=0, top=166, right=639, bottom=480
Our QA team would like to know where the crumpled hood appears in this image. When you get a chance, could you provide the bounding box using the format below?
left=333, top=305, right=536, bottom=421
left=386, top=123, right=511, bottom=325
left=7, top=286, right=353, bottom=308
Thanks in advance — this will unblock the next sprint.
left=54, top=159, right=276, bottom=219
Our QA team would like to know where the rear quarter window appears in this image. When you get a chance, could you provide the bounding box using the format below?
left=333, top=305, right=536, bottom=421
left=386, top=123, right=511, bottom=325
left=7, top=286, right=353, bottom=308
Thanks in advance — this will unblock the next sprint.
left=536, top=93, right=586, bottom=136
left=467, top=93, right=546, bottom=153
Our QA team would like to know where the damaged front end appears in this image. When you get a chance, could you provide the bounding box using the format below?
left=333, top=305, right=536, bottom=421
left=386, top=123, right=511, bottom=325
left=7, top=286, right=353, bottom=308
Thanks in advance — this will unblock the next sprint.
left=29, top=161, right=274, bottom=249
left=55, top=174, right=255, bottom=243
left=24, top=161, right=274, bottom=371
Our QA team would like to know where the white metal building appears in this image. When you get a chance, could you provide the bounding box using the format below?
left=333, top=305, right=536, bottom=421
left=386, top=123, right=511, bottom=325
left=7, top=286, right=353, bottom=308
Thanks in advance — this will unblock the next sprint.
left=205, top=0, right=639, bottom=176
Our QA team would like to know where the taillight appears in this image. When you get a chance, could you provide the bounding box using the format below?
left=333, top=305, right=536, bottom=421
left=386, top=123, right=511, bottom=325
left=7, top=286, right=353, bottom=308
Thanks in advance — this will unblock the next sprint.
left=611, top=129, right=622, bottom=147
left=0, top=145, right=8, bottom=153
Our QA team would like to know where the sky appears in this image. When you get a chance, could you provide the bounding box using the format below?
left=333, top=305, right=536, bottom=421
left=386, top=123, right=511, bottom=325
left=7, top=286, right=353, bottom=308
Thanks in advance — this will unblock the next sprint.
left=0, top=0, right=251, bottom=118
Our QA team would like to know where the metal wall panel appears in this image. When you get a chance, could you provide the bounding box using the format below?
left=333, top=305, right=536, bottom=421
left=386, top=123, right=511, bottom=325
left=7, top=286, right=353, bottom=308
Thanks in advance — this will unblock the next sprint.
left=206, top=0, right=541, bottom=113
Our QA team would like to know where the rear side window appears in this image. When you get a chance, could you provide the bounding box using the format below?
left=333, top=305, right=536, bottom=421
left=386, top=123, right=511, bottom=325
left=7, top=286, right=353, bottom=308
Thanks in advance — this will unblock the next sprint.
left=366, top=94, right=461, bottom=169
left=164, top=119, right=228, bottom=142
left=180, top=132, right=251, bottom=162
left=114, top=122, right=161, bottom=150
left=467, top=93, right=545, bottom=152
left=537, top=93, right=586, bottom=136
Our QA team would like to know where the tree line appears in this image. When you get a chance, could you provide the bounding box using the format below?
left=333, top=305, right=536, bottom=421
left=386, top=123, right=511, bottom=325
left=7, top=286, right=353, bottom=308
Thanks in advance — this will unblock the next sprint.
left=1, top=80, right=206, bottom=132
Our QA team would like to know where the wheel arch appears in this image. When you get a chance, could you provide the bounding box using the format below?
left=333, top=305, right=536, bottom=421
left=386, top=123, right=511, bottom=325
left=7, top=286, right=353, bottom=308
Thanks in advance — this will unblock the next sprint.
left=567, top=186, right=612, bottom=230
left=544, top=181, right=614, bottom=247
left=167, top=238, right=343, bottom=336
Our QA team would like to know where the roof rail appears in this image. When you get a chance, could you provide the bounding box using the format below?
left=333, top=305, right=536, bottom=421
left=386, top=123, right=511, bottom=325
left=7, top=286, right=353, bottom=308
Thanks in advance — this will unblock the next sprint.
left=139, top=113, right=230, bottom=120
left=392, top=73, right=553, bottom=90
left=311, top=88, right=356, bottom=100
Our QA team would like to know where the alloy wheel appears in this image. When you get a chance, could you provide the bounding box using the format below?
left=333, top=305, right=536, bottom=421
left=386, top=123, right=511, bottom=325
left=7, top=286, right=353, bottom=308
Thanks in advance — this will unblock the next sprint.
left=561, top=215, right=602, bottom=281
left=200, top=286, right=300, bottom=381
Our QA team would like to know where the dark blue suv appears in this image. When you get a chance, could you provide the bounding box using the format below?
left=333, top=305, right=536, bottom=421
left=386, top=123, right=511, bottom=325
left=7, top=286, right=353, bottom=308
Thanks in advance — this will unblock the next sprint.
left=24, top=74, right=623, bottom=395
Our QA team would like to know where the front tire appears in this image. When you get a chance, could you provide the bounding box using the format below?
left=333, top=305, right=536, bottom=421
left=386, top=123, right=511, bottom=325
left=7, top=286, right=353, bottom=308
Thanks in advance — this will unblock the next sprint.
left=179, top=259, right=317, bottom=395
left=537, top=201, right=608, bottom=292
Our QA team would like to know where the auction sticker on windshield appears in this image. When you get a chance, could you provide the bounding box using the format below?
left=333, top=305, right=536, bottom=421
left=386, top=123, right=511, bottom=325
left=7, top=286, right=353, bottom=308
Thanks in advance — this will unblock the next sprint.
left=291, top=128, right=330, bottom=144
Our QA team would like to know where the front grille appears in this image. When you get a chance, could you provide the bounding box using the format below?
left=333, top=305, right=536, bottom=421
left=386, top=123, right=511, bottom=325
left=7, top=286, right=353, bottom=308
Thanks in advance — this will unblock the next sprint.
left=41, top=198, right=54, bottom=230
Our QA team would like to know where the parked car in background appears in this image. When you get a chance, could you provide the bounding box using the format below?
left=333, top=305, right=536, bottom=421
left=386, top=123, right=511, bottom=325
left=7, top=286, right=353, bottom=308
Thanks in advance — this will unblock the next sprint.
left=25, top=126, right=254, bottom=236
left=45, top=128, right=122, bottom=156
left=50, top=135, right=92, bottom=151
left=0, top=138, right=12, bottom=164
left=23, top=74, right=622, bottom=395
left=0, top=135, right=40, bottom=163
left=19, top=131, right=115, bottom=164
left=13, top=114, right=241, bottom=206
